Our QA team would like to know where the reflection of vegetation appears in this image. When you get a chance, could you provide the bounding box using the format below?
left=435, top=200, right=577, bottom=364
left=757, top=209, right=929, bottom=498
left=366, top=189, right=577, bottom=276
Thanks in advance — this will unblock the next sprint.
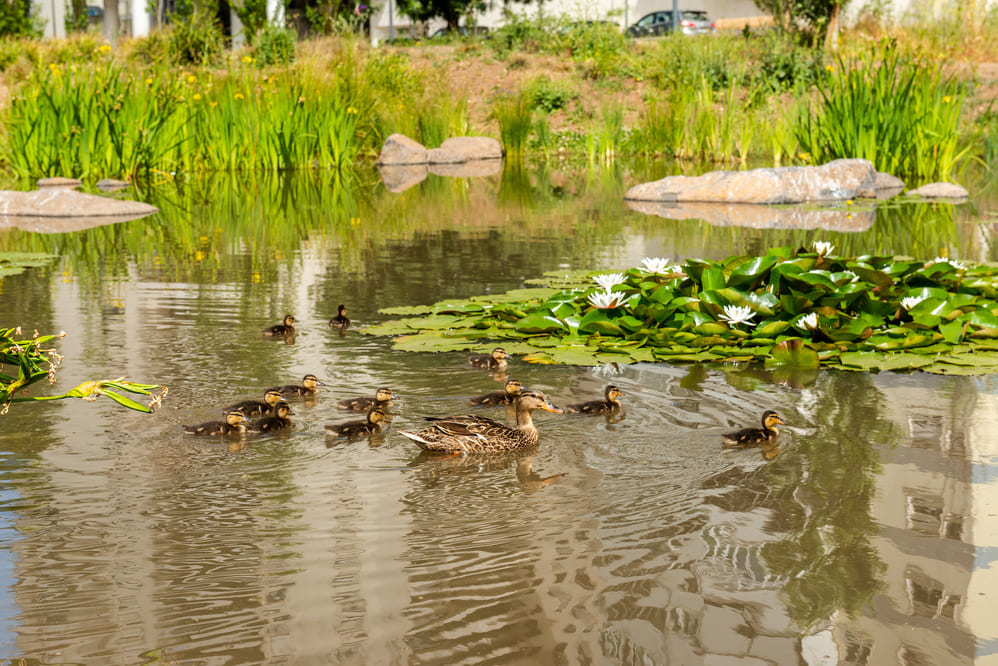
left=1, top=326, right=165, bottom=412
left=759, top=373, right=893, bottom=627
left=366, top=244, right=998, bottom=373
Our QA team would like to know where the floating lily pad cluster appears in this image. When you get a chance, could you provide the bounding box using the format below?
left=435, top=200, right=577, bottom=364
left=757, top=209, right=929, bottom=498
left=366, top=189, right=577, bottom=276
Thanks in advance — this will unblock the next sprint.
left=364, top=244, right=998, bottom=374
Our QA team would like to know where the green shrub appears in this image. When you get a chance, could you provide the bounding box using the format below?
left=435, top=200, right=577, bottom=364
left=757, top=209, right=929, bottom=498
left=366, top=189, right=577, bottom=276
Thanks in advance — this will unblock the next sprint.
left=755, top=34, right=825, bottom=92
left=126, top=29, right=173, bottom=66
left=168, top=8, right=225, bottom=65
left=0, top=38, right=39, bottom=71
left=0, top=0, right=40, bottom=38
left=525, top=76, right=576, bottom=113
left=254, top=22, right=297, bottom=66
left=492, top=91, right=532, bottom=156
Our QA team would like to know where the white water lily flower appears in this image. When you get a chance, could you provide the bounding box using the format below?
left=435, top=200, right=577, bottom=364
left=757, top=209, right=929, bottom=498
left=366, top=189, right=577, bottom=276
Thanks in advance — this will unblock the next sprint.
left=641, top=257, right=672, bottom=274
left=901, top=295, right=927, bottom=310
left=592, top=273, right=626, bottom=290
left=813, top=241, right=835, bottom=256
left=587, top=290, right=625, bottom=309
left=797, top=312, right=819, bottom=330
left=718, top=305, right=757, bottom=327
left=930, top=256, right=967, bottom=270
left=842, top=270, right=859, bottom=283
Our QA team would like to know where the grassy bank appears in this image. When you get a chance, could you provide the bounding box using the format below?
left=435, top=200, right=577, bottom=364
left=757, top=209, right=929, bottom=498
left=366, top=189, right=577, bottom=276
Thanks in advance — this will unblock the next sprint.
left=0, top=14, right=995, bottom=181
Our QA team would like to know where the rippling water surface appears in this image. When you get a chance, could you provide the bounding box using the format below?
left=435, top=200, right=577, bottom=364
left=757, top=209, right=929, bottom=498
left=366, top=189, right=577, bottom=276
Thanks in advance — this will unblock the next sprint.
left=2, top=165, right=998, bottom=664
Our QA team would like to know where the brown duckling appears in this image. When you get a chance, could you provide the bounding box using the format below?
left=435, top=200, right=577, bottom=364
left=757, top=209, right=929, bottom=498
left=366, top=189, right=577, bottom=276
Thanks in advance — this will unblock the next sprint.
left=467, top=347, right=510, bottom=370
left=183, top=410, right=252, bottom=436
left=267, top=374, right=326, bottom=397
left=722, top=410, right=787, bottom=448
left=248, top=402, right=295, bottom=432
left=469, top=379, right=523, bottom=406
left=566, top=385, right=625, bottom=414
left=223, top=389, right=285, bottom=418
left=337, top=387, right=397, bottom=411
left=329, top=304, right=350, bottom=329
left=325, top=408, right=387, bottom=437
left=262, top=314, right=296, bottom=336
left=399, top=390, right=562, bottom=454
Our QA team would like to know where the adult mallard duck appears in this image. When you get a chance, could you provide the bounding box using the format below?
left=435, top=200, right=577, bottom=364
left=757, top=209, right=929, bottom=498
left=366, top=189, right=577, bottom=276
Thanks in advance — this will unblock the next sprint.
left=262, top=314, right=296, bottom=336
left=329, top=304, right=350, bottom=329
left=267, top=374, right=326, bottom=397
left=325, top=408, right=388, bottom=437
left=399, top=389, right=562, bottom=454
left=467, top=347, right=510, bottom=370
left=469, top=378, right=523, bottom=406
left=566, top=385, right=625, bottom=414
left=337, top=387, right=397, bottom=411
left=722, top=410, right=787, bottom=448
left=248, top=402, right=295, bottom=432
left=223, top=389, right=285, bottom=418
left=183, top=410, right=252, bottom=436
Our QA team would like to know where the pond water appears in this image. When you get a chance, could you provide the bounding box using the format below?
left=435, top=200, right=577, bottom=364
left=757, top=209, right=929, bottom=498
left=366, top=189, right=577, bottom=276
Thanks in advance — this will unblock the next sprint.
left=2, top=163, right=998, bottom=664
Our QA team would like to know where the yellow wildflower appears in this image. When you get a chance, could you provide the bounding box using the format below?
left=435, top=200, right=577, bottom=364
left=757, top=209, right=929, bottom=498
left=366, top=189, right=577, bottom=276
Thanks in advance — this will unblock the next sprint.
left=942, top=95, right=952, bottom=103
left=187, top=74, right=196, bottom=83
left=145, top=77, right=153, bottom=85
left=234, top=93, right=244, bottom=100
left=347, top=106, right=358, bottom=114
left=193, top=93, right=202, bottom=101
left=99, top=44, right=111, bottom=53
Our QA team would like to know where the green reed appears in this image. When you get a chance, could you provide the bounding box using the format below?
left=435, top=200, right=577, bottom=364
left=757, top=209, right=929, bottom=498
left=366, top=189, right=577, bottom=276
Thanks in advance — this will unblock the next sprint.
left=493, top=92, right=533, bottom=158
left=794, top=39, right=970, bottom=180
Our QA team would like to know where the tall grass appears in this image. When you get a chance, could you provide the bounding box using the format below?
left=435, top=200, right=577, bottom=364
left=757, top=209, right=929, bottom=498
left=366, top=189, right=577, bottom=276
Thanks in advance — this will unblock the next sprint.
left=493, top=92, right=533, bottom=158
left=794, top=39, right=970, bottom=180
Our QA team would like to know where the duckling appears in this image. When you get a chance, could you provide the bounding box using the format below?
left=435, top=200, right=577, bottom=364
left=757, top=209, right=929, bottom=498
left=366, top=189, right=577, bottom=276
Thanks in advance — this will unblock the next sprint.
left=337, top=387, right=397, bottom=411
left=223, top=389, right=285, bottom=418
left=183, top=410, right=252, bottom=436
left=329, top=304, right=350, bottom=329
left=262, top=314, right=296, bottom=336
left=399, top=390, right=562, bottom=454
left=325, top=408, right=387, bottom=437
left=469, top=379, right=523, bottom=406
left=566, top=385, right=625, bottom=414
left=267, top=374, right=326, bottom=397
left=248, top=402, right=295, bottom=432
left=467, top=347, right=510, bottom=370
left=722, top=410, right=787, bottom=448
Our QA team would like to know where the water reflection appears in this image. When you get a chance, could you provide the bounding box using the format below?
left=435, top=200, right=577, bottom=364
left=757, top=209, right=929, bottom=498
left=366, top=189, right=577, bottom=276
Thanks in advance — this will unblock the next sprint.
left=0, top=166, right=996, bottom=663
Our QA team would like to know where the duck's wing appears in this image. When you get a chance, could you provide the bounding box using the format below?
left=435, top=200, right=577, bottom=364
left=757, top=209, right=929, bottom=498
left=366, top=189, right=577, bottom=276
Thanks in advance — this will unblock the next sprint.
left=424, top=414, right=505, bottom=437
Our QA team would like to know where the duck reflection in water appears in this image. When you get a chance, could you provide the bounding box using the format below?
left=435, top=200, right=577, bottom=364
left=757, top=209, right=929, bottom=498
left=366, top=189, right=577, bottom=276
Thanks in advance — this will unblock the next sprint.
left=408, top=447, right=565, bottom=491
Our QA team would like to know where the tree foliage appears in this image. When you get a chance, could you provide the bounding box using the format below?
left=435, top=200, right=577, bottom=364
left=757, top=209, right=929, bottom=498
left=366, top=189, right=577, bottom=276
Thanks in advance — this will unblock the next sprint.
left=753, top=0, right=850, bottom=46
left=0, top=0, right=40, bottom=38
left=394, top=0, right=487, bottom=32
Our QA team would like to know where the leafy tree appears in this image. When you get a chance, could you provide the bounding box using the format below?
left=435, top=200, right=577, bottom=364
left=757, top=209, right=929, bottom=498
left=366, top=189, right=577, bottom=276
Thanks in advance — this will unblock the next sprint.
left=0, top=0, right=40, bottom=37
left=394, top=0, right=486, bottom=34
left=753, top=0, right=850, bottom=48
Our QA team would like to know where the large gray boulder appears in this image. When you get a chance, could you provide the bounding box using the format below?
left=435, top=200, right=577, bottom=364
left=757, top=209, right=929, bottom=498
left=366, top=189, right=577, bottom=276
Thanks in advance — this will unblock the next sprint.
left=376, top=134, right=429, bottom=166
left=438, top=136, right=503, bottom=160
left=0, top=188, right=159, bottom=233
left=624, top=159, right=878, bottom=204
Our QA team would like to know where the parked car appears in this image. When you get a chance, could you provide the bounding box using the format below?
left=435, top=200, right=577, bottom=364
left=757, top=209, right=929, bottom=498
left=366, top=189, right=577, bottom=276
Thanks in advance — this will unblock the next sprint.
left=625, top=10, right=715, bottom=37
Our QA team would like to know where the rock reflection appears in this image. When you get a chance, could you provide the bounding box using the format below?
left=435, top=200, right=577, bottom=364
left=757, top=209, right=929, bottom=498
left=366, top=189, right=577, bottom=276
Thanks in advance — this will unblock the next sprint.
left=626, top=200, right=876, bottom=231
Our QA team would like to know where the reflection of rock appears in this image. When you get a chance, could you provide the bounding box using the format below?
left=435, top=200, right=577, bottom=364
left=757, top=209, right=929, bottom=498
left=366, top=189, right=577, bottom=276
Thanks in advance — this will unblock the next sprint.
left=907, top=182, right=969, bottom=199
left=378, top=164, right=428, bottom=192
left=36, top=177, right=82, bottom=189
left=97, top=178, right=131, bottom=192
left=626, top=200, right=874, bottom=231
left=0, top=188, right=159, bottom=233
left=625, top=159, right=879, bottom=204
left=429, top=159, right=503, bottom=179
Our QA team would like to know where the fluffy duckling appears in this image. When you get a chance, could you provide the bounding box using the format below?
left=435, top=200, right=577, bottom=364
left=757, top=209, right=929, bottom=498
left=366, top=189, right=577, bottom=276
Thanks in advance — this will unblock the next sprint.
left=248, top=402, right=295, bottom=432
left=566, top=385, right=625, bottom=414
left=325, top=408, right=387, bottom=437
left=223, top=389, right=285, bottom=418
left=722, top=410, right=787, bottom=448
left=183, top=410, right=252, bottom=436
left=469, top=379, right=523, bottom=406
left=329, top=304, right=350, bottom=329
left=337, top=388, right=397, bottom=411
left=399, top=390, right=562, bottom=454
left=262, top=314, right=296, bottom=336
left=267, top=374, right=326, bottom=397
left=467, top=347, right=510, bottom=370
